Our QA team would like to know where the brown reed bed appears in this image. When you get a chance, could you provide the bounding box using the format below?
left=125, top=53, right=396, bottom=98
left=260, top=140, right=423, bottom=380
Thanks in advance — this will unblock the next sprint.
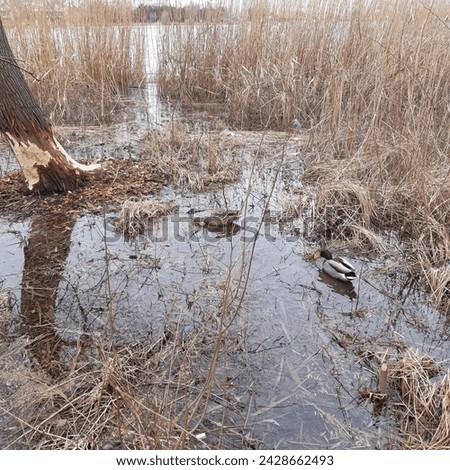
left=2, top=0, right=145, bottom=125
left=360, top=349, right=450, bottom=449
left=158, top=0, right=450, bottom=312
left=2, top=0, right=450, bottom=450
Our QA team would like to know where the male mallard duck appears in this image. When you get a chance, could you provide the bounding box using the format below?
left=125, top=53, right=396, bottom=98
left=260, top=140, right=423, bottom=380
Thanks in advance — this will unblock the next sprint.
left=320, top=249, right=357, bottom=282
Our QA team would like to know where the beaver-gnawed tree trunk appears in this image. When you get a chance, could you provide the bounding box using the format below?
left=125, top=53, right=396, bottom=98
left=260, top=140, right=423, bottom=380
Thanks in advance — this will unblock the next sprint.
left=0, top=17, right=101, bottom=193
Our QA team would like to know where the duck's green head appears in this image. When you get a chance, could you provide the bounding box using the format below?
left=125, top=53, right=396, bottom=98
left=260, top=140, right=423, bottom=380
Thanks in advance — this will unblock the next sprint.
left=320, top=249, right=333, bottom=260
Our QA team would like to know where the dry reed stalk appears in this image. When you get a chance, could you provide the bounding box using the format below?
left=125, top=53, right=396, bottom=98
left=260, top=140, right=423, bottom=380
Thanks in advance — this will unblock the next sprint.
left=379, top=362, right=388, bottom=396
left=3, top=0, right=146, bottom=125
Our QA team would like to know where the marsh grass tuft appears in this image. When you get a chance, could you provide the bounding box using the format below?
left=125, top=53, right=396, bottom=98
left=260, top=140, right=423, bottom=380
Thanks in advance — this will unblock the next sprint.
left=388, top=351, right=450, bottom=449
left=116, top=199, right=173, bottom=239
left=140, top=122, right=241, bottom=191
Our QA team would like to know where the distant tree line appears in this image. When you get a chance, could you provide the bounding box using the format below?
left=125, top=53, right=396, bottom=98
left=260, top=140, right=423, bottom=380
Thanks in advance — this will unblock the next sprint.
left=0, top=1, right=230, bottom=25
left=132, top=3, right=228, bottom=23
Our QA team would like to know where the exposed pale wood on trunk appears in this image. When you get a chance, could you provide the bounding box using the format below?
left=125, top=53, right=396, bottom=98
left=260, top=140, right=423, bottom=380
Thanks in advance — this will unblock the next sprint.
left=0, top=16, right=101, bottom=193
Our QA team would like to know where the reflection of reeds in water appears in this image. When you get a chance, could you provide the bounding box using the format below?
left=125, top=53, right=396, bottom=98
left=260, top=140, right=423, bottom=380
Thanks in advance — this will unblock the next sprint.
left=0, top=172, right=264, bottom=449
left=0, top=220, right=257, bottom=449
left=3, top=0, right=146, bottom=125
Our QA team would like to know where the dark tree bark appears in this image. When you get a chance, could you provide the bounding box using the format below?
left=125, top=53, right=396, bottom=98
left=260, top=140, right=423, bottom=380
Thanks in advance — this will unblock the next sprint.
left=0, top=16, right=101, bottom=193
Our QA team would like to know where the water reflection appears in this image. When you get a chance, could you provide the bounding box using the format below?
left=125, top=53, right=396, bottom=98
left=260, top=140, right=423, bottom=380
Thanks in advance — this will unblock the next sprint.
left=1, top=173, right=449, bottom=449
left=318, top=271, right=357, bottom=300
left=21, top=211, right=76, bottom=378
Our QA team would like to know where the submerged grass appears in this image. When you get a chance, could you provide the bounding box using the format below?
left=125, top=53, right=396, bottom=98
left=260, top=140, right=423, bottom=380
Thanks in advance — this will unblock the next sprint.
left=3, top=0, right=146, bottom=125
left=158, top=0, right=450, bottom=311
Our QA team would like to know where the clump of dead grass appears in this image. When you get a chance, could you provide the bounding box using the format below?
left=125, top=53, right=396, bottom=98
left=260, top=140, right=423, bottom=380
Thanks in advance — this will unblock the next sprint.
left=388, top=351, right=450, bottom=449
left=140, top=122, right=241, bottom=191
left=116, top=198, right=173, bottom=239
left=421, top=267, right=450, bottom=313
left=278, top=190, right=305, bottom=220
left=0, top=333, right=179, bottom=449
left=0, top=291, right=14, bottom=338
left=357, top=347, right=450, bottom=449
left=417, top=239, right=450, bottom=312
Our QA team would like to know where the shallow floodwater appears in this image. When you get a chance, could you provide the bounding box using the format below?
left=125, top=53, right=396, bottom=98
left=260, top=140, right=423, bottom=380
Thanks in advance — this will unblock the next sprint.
left=1, top=143, right=450, bottom=448
left=1, top=25, right=450, bottom=450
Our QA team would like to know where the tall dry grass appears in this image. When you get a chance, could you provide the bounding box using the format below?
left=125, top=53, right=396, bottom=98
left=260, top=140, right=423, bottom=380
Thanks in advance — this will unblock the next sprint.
left=158, top=0, right=450, bottom=311
left=388, top=351, right=450, bottom=449
left=2, top=0, right=146, bottom=124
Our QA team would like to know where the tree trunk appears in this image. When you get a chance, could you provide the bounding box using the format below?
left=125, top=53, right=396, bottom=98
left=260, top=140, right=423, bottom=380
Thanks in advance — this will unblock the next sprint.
left=0, top=17, right=101, bottom=193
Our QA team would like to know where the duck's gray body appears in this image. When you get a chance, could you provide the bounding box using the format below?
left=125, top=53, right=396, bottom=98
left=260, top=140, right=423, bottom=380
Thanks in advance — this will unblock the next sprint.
left=320, top=249, right=357, bottom=282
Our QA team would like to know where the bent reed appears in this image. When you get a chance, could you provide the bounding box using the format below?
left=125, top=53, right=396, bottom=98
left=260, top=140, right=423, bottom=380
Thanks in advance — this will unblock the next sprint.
left=2, top=0, right=145, bottom=124
left=158, top=0, right=450, bottom=311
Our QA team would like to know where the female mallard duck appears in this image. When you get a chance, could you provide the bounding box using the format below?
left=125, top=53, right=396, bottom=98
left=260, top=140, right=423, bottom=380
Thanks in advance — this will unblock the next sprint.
left=194, top=210, right=240, bottom=230
left=320, top=249, right=357, bottom=282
